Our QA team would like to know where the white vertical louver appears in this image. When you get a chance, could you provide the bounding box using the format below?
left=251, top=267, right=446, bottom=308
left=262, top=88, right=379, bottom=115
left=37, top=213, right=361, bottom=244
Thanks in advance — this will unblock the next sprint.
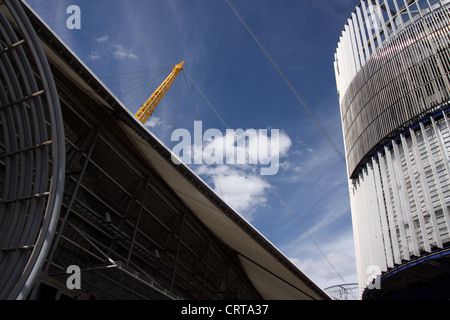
left=336, top=0, right=450, bottom=299
left=351, top=114, right=450, bottom=296
left=335, top=0, right=450, bottom=104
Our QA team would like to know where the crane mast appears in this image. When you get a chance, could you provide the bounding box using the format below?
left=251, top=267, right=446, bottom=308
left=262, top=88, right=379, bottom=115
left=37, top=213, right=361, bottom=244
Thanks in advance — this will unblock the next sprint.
left=135, top=61, right=185, bottom=124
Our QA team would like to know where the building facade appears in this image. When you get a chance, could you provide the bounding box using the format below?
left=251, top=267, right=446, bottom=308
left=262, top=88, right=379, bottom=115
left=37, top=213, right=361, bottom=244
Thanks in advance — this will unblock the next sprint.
left=335, top=0, right=450, bottom=299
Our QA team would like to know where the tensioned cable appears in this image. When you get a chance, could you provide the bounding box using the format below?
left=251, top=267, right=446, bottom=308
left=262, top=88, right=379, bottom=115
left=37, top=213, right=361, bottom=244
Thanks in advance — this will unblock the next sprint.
left=51, top=0, right=59, bottom=29
left=182, top=70, right=225, bottom=199
left=88, top=0, right=91, bottom=66
left=182, top=71, right=200, bottom=120
left=184, top=70, right=229, bottom=130
left=107, top=62, right=353, bottom=295
left=27, top=0, right=350, bottom=297
left=102, top=68, right=172, bottom=114
left=173, top=70, right=182, bottom=129
left=101, top=66, right=172, bottom=80
left=225, top=0, right=346, bottom=164
left=103, top=69, right=170, bottom=88
left=225, top=0, right=353, bottom=294
left=86, top=32, right=351, bottom=294
left=183, top=70, right=355, bottom=295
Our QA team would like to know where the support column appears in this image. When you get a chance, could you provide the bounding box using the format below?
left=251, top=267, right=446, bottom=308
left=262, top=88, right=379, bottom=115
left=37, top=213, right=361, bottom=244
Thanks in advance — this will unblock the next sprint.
left=170, top=212, right=186, bottom=292
left=44, top=128, right=100, bottom=272
left=126, top=177, right=150, bottom=265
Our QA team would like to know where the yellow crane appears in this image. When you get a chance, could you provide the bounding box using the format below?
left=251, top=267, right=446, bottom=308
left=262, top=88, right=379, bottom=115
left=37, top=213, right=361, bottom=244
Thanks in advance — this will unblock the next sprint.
left=135, top=61, right=185, bottom=124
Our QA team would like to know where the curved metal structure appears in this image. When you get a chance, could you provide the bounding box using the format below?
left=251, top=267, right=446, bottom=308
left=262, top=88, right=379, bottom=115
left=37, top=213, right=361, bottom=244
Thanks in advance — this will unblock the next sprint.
left=324, top=283, right=359, bottom=300
left=0, top=0, right=65, bottom=300
left=335, top=0, right=450, bottom=298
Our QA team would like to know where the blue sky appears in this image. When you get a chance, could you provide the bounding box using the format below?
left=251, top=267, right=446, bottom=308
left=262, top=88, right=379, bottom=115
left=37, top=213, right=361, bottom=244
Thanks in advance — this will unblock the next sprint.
left=25, top=0, right=360, bottom=292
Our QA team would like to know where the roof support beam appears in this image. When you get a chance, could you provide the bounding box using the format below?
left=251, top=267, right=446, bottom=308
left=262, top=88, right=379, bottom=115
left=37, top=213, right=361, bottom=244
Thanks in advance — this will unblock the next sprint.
left=45, top=128, right=99, bottom=272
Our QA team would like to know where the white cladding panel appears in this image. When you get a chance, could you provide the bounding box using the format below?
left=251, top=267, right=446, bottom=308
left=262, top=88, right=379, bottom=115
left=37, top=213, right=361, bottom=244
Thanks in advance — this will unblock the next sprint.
left=351, top=114, right=450, bottom=297
left=335, top=0, right=450, bottom=103
left=337, top=0, right=450, bottom=298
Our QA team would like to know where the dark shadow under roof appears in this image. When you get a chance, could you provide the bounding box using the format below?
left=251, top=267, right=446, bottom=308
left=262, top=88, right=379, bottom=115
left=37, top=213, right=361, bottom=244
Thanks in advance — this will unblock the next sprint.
left=20, top=0, right=330, bottom=300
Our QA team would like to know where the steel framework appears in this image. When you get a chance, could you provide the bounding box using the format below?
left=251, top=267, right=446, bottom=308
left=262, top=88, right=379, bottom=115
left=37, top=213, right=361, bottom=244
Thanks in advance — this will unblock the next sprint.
left=36, top=82, right=261, bottom=299
left=324, top=283, right=359, bottom=300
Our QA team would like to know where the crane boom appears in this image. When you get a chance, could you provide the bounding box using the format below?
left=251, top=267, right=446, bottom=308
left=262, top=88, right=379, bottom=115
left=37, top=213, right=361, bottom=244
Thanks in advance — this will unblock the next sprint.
left=135, top=61, right=185, bottom=124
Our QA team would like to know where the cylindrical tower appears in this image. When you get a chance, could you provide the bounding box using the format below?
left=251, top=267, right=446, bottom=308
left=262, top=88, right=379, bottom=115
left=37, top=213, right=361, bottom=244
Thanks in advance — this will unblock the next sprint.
left=335, top=0, right=450, bottom=299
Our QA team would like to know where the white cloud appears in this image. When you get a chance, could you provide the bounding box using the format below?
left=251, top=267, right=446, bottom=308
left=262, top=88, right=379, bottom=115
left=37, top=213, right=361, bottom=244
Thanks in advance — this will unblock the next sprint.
left=199, top=129, right=292, bottom=176
left=89, top=52, right=102, bottom=61
left=290, top=251, right=357, bottom=297
left=196, top=165, right=271, bottom=221
left=274, top=137, right=356, bottom=294
left=111, top=43, right=138, bottom=61
left=288, top=231, right=358, bottom=296
left=96, top=35, right=109, bottom=43
left=89, top=35, right=139, bottom=61
left=144, top=116, right=163, bottom=129
left=188, top=129, right=295, bottom=221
